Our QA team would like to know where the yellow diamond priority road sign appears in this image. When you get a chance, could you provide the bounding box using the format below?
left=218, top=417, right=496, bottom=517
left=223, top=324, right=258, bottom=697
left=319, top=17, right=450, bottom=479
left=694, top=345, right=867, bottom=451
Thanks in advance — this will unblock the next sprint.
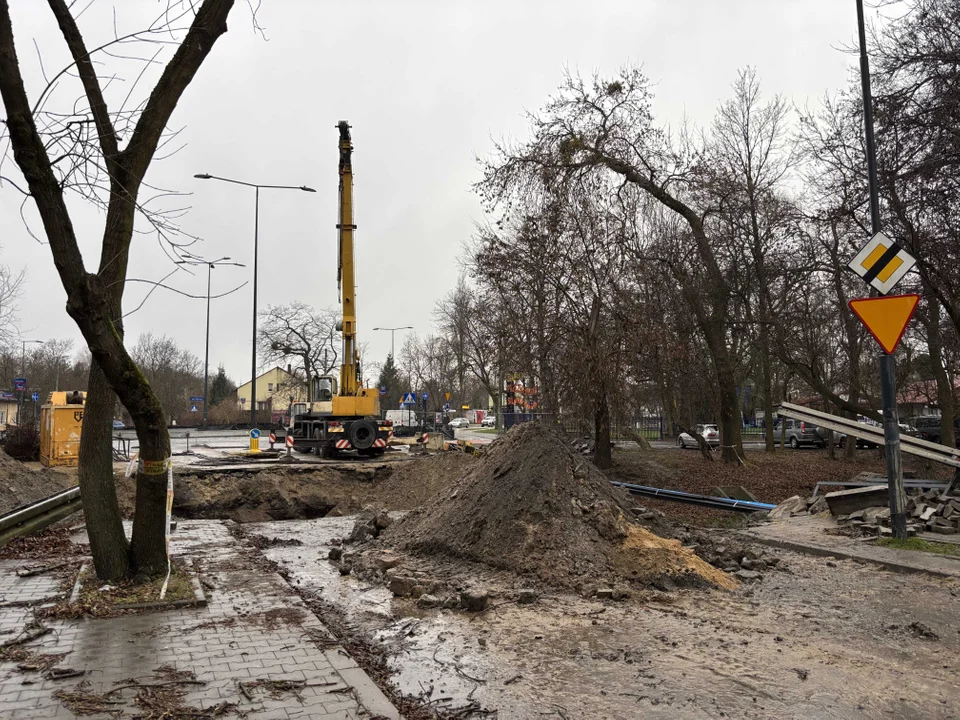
left=848, top=231, right=916, bottom=294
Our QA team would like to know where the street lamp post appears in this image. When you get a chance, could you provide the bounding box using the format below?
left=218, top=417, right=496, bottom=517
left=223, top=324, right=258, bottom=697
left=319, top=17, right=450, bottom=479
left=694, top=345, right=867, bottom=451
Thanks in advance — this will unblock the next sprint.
left=372, top=326, right=413, bottom=362
left=176, top=257, right=245, bottom=426
left=18, top=339, right=43, bottom=425
left=194, top=174, right=315, bottom=430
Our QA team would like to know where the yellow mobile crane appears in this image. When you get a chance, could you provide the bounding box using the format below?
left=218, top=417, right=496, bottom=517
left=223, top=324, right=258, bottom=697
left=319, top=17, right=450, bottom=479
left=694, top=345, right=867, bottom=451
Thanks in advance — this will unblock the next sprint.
left=289, top=122, right=391, bottom=458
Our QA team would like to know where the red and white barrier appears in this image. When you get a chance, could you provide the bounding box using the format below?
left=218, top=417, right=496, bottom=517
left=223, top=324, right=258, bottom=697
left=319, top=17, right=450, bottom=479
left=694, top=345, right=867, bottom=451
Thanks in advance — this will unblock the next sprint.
left=335, top=439, right=351, bottom=449
left=285, top=435, right=294, bottom=448
left=373, top=438, right=386, bottom=448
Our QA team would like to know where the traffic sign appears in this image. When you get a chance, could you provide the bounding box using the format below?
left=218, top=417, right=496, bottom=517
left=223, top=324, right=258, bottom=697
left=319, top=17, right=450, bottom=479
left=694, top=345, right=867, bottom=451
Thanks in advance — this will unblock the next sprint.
left=421, top=392, right=428, bottom=401
left=13, top=377, right=25, bottom=391
left=848, top=294, right=919, bottom=354
left=190, top=396, right=204, bottom=403
left=250, top=428, right=261, bottom=439
left=31, top=392, right=39, bottom=402
left=190, top=405, right=198, bottom=413
left=848, top=232, right=916, bottom=295
left=379, top=386, right=387, bottom=397
left=401, top=392, right=416, bottom=405
left=443, top=403, right=450, bottom=412
left=445, top=392, right=450, bottom=401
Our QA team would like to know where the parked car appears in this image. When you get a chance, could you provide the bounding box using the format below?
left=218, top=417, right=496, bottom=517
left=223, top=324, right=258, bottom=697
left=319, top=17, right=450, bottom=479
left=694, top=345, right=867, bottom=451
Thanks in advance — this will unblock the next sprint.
left=911, top=416, right=960, bottom=446
left=447, top=417, right=470, bottom=429
left=480, top=416, right=496, bottom=428
left=112, top=420, right=126, bottom=430
left=777, top=418, right=824, bottom=449
left=677, top=424, right=720, bottom=449
left=834, top=421, right=922, bottom=449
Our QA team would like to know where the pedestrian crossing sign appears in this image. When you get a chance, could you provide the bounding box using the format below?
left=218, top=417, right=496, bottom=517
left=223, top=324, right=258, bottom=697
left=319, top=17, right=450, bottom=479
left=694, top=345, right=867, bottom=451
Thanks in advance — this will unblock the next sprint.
left=848, top=231, right=916, bottom=295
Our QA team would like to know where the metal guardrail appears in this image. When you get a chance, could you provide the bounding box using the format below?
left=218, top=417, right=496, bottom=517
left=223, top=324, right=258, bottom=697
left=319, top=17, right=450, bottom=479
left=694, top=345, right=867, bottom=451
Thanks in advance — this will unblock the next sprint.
left=777, top=402, right=960, bottom=469
left=0, top=486, right=82, bottom=547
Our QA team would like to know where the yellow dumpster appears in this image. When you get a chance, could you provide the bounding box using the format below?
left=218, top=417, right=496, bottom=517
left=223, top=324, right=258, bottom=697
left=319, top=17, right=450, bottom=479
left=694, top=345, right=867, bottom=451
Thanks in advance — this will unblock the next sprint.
left=40, top=391, right=86, bottom=467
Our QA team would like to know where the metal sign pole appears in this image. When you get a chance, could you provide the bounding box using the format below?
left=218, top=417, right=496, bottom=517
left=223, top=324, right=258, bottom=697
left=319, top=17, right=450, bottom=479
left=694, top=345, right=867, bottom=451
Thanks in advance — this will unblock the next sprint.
left=856, top=0, right=906, bottom=540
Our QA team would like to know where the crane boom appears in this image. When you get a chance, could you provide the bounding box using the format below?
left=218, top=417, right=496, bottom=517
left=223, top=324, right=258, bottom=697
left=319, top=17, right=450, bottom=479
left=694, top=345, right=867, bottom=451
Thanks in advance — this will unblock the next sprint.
left=337, top=120, right=359, bottom=396
left=285, top=121, right=386, bottom=457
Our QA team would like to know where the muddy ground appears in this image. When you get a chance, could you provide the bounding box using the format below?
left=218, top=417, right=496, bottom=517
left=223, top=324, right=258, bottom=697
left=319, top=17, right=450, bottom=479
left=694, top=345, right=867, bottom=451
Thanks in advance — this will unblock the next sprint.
left=247, top=515, right=960, bottom=719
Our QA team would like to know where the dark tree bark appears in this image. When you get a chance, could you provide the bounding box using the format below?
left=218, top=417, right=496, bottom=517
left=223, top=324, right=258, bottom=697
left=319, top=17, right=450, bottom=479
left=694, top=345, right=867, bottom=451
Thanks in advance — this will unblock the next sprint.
left=0, top=0, right=235, bottom=577
left=77, top=364, right=128, bottom=580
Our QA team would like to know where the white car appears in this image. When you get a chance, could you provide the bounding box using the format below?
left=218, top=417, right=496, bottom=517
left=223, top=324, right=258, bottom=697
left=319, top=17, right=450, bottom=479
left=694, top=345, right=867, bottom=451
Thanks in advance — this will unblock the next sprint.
left=447, top=417, right=470, bottom=428
left=480, top=416, right=496, bottom=428
left=677, top=424, right=720, bottom=449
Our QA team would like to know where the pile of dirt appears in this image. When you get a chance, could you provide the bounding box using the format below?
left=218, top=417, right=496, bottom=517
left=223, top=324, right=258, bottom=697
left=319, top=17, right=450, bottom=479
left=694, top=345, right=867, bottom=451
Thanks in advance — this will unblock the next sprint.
left=0, top=448, right=74, bottom=515
left=378, top=423, right=734, bottom=592
left=374, top=452, right=476, bottom=509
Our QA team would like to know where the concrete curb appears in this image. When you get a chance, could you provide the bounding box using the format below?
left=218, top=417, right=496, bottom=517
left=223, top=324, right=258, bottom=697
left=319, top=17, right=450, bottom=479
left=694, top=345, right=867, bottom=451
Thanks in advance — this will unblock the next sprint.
left=743, top=532, right=960, bottom=579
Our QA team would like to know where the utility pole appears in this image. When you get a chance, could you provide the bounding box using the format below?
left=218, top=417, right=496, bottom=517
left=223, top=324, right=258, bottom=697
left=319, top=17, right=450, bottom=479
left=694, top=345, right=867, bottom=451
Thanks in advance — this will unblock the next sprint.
left=194, top=173, right=316, bottom=430
left=372, top=326, right=413, bottom=362
left=856, top=0, right=907, bottom=539
left=176, top=257, right=244, bottom=427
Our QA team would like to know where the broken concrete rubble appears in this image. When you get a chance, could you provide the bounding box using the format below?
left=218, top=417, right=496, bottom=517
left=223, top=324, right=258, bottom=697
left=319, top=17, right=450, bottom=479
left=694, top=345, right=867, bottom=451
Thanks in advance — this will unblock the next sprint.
left=825, top=485, right=890, bottom=516
left=828, top=476, right=960, bottom=537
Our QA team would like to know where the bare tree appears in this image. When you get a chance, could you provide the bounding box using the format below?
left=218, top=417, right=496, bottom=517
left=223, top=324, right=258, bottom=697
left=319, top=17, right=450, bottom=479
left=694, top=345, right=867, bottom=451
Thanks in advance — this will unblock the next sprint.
left=130, top=333, right=202, bottom=424
left=0, top=0, right=237, bottom=579
left=257, top=302, right=339, bottom=401
left=479, top=67, right=747, bottom=462
left=0, top=247, right=23, bottom=352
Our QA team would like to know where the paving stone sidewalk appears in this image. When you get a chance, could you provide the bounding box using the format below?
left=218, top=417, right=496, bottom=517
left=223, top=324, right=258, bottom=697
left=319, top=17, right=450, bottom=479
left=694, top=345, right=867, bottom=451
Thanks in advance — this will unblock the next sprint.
left=0, top=520, right=399, bottom=719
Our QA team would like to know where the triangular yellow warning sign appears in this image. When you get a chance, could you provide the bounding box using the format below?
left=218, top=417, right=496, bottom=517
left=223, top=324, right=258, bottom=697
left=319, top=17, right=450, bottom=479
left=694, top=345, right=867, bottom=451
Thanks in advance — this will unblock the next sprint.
left=848, top=294, right=919, bottom=354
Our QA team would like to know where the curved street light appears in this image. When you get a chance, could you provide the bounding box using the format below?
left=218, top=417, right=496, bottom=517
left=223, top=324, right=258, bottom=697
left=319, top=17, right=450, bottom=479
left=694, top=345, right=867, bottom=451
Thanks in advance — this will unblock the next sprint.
left=194, top=174, right=315, bottom=430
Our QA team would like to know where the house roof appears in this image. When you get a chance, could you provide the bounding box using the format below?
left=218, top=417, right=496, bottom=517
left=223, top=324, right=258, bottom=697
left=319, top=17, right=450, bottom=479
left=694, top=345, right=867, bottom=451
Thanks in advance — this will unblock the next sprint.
left=237, top=366, right=298, bottom=389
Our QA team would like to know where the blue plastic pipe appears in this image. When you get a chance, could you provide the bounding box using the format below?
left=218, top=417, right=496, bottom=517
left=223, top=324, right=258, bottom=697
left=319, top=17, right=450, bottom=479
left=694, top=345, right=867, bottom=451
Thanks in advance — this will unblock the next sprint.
left=609, top=480, right=776, bottom=513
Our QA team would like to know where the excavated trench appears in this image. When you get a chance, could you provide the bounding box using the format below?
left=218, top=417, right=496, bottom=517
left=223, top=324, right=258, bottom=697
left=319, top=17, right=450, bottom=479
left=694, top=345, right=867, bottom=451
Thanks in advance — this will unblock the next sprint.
left=116, top=453, right=476, bottom=525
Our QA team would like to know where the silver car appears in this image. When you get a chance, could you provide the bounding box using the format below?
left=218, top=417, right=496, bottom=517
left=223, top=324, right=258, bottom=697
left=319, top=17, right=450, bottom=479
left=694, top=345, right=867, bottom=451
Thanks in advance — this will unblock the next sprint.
left=447, top=417, right=470, bottom=428
left=677, top=424, right=720, bottom=449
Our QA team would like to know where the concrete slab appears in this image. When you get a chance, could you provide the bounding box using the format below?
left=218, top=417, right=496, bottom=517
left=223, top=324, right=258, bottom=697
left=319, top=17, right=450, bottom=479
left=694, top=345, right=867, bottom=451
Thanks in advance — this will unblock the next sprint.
left=743, top=516, right=960, bottom=578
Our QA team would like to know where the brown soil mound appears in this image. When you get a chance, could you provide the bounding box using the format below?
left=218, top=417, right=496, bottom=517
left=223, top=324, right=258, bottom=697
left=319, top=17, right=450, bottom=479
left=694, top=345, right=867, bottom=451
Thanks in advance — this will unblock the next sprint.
left=0, top=448, right=74, bottom=515
left=381, top=423, right=734, bottom=591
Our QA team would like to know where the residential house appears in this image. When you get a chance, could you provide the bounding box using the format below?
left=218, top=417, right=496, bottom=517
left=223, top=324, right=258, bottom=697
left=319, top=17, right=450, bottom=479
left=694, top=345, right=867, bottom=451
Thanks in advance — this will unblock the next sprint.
left=0, top=391, right=17, bottom=431
left=235, top=367, right=306, bottom=423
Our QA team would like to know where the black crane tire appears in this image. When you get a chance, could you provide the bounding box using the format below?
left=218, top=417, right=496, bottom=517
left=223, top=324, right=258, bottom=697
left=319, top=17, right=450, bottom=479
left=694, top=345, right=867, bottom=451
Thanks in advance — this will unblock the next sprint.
left=348, top=419, right=377, bottom=450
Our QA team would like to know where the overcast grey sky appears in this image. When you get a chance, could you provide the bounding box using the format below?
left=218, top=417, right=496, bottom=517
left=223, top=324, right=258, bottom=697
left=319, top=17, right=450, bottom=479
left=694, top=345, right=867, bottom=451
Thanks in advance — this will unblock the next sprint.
left=0, top=0, right=885, bottom=387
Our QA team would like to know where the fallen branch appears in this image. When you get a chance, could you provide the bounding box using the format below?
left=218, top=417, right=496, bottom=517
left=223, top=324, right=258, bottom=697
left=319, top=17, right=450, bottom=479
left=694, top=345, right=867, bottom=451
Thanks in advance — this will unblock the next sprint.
left=104, top=679, right=205, bottom=696
left=1, top=625, right=51, bottom=648
left=17, top=560, right=78, bottom=577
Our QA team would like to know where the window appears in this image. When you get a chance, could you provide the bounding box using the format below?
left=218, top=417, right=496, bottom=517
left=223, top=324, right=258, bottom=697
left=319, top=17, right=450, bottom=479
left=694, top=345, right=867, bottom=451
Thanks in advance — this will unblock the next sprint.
left=268, top=383, right=274, bottom=392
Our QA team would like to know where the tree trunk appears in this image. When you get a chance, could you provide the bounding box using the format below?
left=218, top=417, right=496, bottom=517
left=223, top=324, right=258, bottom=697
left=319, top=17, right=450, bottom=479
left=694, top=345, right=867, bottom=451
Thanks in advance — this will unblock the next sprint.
left=925, top=292, right=956, bottom=448
left=593, top=388, right=612, bottom=469
left=77, top=363, right=129, bottom=580
left=760, top=329, right=775, bottom=452
left=129, top=423, right=171, bottom=578
left=711, top=339, right=744, bottom=463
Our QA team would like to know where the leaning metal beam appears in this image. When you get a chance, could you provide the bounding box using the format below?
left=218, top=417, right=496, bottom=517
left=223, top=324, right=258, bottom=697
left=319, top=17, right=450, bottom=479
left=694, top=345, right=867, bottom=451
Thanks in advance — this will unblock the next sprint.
left=778, top=402, right=960, bottom=469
